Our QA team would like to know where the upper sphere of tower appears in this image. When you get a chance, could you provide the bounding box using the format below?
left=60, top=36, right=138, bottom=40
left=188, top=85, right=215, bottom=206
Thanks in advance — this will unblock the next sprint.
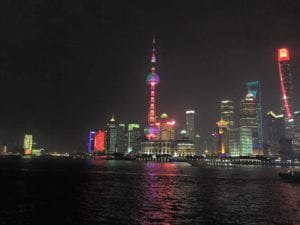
left=160, top=113, right=168, bottom=119
left=146, top=72, right=160, bottom=84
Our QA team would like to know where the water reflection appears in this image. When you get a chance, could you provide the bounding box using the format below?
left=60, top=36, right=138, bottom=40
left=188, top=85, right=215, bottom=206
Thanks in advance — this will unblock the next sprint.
left=1, top=159, right=300, bottom=225
left=139, top=163, right=180, bottom=224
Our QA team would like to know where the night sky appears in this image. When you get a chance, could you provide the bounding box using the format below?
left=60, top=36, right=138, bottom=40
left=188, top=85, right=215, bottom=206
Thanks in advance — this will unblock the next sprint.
left=1, top=0, right=300, bottom=152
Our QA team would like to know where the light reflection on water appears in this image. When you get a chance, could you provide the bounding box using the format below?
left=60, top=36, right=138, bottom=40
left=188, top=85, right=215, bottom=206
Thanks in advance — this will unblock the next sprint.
left=0, top=159, right=300, bottom=225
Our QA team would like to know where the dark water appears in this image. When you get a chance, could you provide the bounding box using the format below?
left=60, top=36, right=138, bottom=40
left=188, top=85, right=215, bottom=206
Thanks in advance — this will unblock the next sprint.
left=0, top=159, right=300, bottom=225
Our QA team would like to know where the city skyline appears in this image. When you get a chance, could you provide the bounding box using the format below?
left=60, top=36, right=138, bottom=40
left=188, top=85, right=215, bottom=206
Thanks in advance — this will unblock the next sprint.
left=1, top=1, right=300, bottom=151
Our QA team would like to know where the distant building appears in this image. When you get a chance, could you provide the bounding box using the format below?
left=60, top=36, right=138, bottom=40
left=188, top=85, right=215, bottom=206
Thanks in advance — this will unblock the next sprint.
left=106, top=116, right=117, bottom=154
left=23, top=134, right=33, bottom=155
left=186, top=110, right=195, bottom=142
left=240, top=93, right=262, bottom=155
left=94, top=130, right=106, bottom=153
left=32, top=149, right=44, bottom=156
left=194, top=133, right=203, bottom=155
left=128, top=123, right=141, bottom=153
left=277, top=48, right=295, bottom=138
left=141, top=140, right=176, bottom=156
left=88, top=131, right=96, bottom=153
left=179, top=129, right=188, bottom=139
left=159, top=113, right=176, bottom=141
left=221, top=100, right=235, bottom=128
left=175, top=140, right=196, bottom=157
left=116, top=124, right=127, bottom=154
left=267, top=111, right=285, bottom=156
left=246, top=81, right=263, bottom=146
left=293, top=111, right=300, bottom=153
left=228, top=128, right=253, bottom=157
left=216, top=119, right=229, bottom=156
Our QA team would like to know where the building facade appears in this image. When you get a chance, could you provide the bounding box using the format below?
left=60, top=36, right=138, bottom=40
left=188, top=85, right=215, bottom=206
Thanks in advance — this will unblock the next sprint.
left=267, top=111, right=285, bottom=156
left=215, top=119, right=229, bottom=156
left=278, top=48, right=295, bottom=138
left=247, top=81, right=263, bottom=146
left=116, top=124, right=127, bottom=154
left=240, top=93, right=261, bottom=155
left=106, top=116, right=117, bottom=154
left=141, top=141, right=176, bottom=156
left=175, top=140, right=196, bottom=157
left=221, top=100, right=235, bottom=128
left=159, top=113, right=176, bottom=141
left=23, top=134, right=33, bottom=155
left=128, top=123, right=141, bottom=153
left=186, top=110, right=195, bottom=142
left=228, top=128, right=253, bottom=157
left=94, top=130, right=106, bottom=153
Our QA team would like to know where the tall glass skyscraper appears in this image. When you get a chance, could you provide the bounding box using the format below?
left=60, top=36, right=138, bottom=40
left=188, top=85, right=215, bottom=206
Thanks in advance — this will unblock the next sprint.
left=106, top=116, right=117, bottom=154
left=278, top=48, right=295, bottom=138
left=221, top=100, right=235, bottom=128
left=185, top=110, right=195, bottom=142
left=240, top=93, right=261, bottom=154
left=116, top=124, right=127, bottom=153
left=228, top=128, right=253, bottom=157
left=128, top=123, right=141, bottom=153
left=247, top=81, right=263, bottom=146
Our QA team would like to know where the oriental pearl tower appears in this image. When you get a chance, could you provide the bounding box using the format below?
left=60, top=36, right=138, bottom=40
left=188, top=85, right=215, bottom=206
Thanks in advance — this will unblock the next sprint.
left=144, top=36, right=160, bottom=140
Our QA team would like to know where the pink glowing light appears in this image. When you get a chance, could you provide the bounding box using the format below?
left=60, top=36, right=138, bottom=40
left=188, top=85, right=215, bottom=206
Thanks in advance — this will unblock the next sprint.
left=278, top=48, right=292, bottom=118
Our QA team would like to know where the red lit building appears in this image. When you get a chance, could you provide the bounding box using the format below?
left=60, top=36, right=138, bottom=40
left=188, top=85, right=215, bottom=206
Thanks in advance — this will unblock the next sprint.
left=94, top=130, right=105, bottom=152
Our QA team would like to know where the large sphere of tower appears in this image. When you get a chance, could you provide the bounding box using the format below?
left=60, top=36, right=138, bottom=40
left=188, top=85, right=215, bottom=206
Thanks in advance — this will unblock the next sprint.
left=146, top=72, right=160, bottom=85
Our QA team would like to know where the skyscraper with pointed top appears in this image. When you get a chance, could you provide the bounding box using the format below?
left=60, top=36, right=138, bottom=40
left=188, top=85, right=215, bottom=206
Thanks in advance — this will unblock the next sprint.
left=106, top=115, right=117, bottom=154
left=144, top=36, right=160, bottom=140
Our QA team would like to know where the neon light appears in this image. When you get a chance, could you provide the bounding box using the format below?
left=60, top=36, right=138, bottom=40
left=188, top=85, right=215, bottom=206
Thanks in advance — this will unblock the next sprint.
left=278, top=49, right=292, bottom=118
left=278, top=48, right=290, bottom=61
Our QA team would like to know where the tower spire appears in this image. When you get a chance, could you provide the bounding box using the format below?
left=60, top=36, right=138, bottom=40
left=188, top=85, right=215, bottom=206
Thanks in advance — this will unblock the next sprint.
left=145, top=35, right=160, bottom=140
left=151, top=34, right=156, bottom=72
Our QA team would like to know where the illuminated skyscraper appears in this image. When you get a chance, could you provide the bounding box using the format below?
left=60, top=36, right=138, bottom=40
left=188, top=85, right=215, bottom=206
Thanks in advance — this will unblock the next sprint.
left=88, top=131, right=96, bottom=153
left=185, top=110, right=195, bottom=142
left=294, top=111, right=300, bottom=152
left=221, top=100, right=235, bottom=128
left=94, top=130, right=105, bottom=153
left=267, top=111, right=285, bottom=156
left=228, top=128, right=253, bottom=157
left=128, top=123, right=141, bottom=153
left=216, top=119, right=229, bottom=156
left=23, top=134, right=33, bottom=155
left=159, top=113, right=176, bottom=140
left=246, top=81, right=263, bottom=147
left=144, top=36, right=160, bottom=140
left=278, top=48, right=295, bottom=137
left=116, top=124, right=127, bottom=154
left=240, top=93, right=261, bottom=155
left=106, top=115, right=117, bottom=154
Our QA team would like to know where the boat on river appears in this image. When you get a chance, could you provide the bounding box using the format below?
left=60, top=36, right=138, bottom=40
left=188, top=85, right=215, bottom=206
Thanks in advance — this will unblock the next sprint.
left=279, top=169, right=300, bottom=182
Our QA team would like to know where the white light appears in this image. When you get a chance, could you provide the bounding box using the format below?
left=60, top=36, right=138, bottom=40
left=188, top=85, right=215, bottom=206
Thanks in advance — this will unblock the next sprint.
left=186, top=110, right=195, bottom=114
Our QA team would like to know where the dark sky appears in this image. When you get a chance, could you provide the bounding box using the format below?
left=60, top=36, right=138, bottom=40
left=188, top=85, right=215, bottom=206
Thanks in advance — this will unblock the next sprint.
left=1, top=0, right=300, bottom=151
